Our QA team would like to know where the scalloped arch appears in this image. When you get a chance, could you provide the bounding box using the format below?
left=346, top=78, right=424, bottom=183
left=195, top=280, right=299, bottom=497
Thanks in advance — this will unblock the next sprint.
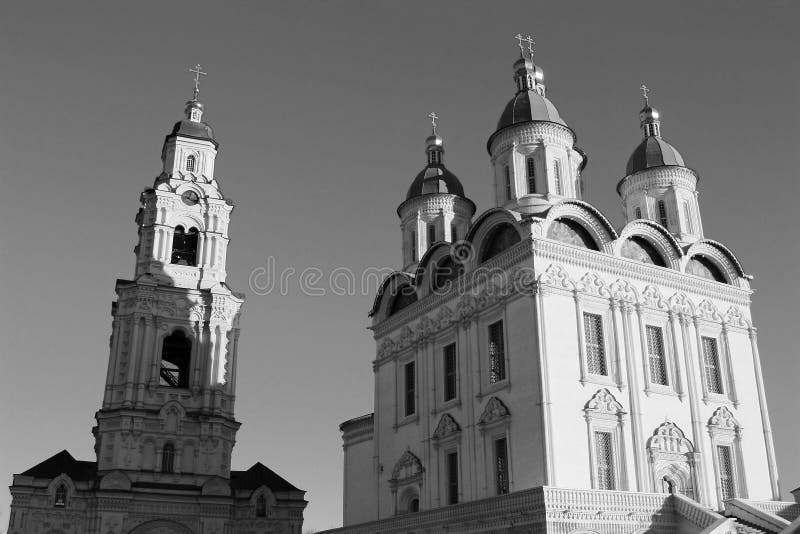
left=685, top=239, right=746, bottom=281
left=544, top=199, right=618, bottom=252
left=615, top=220, right=684, bottom=269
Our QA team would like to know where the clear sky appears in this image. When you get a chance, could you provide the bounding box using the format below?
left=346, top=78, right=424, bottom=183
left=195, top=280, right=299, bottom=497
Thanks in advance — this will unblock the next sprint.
left=0, top=1, right=797, bottom=532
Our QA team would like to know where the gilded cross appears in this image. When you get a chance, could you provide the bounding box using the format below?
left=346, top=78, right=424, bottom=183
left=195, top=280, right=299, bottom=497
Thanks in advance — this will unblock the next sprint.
left=640, top=84, right=650, bottom=106
left=189, top=64, right=207, bottom=99
left=515, top=34, right=525, bottom=56
left=524, top=34, right=536, bottom=58
left=428, top=111, right=439, bottom=135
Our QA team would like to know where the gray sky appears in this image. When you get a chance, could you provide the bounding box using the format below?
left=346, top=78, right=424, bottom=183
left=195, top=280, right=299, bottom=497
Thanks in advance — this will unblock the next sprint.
left=0, top=1, right=798, bottom=532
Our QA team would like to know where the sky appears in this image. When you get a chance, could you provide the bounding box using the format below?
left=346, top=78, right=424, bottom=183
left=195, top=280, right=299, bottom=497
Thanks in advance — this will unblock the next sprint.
left=0, top=1, right=798, bottom=532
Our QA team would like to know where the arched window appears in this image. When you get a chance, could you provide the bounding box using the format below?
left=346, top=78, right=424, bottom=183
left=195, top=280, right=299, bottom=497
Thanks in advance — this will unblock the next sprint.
left=526, top=157, right=536, bottom=194
left=504, top=166, right=512, bottom=200
left=171, top=225, right=199, bottom=266
left=186, top=155, right=196, bottom=172
left=620, top=236, right=666, bottom=267
left=546, top=218, right=599, bottom=250
left=687, top=254, right=727, bottom=283
left=389, top=284, right=417, bottom=316
left=480, top=223, right=521, bottom=263
left=553, top=161, right=563, bottom=195
left=256, top=494, right=267, bottom=517
left=658, top=200, right=668, bottom=227
left=432, top=256, right=463, bottom=293
left=160, top=331, right=191, bottom=388
left=54, top=484, right=67, bottom=507
left=161, top=443, right=175, bottom=474
left=635, top=207, right=642, bottom=219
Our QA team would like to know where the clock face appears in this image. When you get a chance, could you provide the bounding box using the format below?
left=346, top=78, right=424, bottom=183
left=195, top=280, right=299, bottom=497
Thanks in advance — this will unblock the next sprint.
left=181, top=191, right=199, bottom=206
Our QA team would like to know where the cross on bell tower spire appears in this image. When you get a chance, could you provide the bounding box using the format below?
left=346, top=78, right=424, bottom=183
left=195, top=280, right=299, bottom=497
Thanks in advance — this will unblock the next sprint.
left=189, top=63, right=207, bottom=101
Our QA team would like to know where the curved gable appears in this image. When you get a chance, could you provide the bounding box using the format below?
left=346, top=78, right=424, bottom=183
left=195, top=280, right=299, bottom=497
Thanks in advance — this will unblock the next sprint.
left=685, top=239, right=747, bottom=282
left=545, top=200, right=618, bottom=252
left=369, top=272, right=416, bottom=320
left=615, top=220, right=683, bottom=269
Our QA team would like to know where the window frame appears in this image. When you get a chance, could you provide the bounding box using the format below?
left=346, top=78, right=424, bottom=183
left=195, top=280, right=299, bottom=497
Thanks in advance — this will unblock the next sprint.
left=445, top=449, right=460, bottom=505
left=494, top=435, right=510, bottom=495
left=161, top=442, right=176, bottom=474
left=708, top=407, right=747, bottom=504
left=404, top=360, right=416, bottom=417
left=553, top=160, right=563, bottom=195
left=54, top=484, right=67, bottom=507
left=575, top=298, right=619, bottom=388
left=487, top=319, right=507, bottom=386
left=658, top=199, right=669, bottom=227
left=695, top=322, right=737, bottom=405
left=504, top=166, right=512, bottom=200
left=526, top=156, right=536, bottom=194
left=185, top=154, right=196, bottom=173
left=442, top=342, right=458, bottom=404
left=584, top=389, right=627, bottom=491
left=683, top=201, right=694, bottom=234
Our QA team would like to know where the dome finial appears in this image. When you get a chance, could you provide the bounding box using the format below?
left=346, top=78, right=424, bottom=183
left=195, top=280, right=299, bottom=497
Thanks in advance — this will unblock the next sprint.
left=185, top=64, right=207, bottom=123
left=428, top=111, right=439, bottom=136
left=188, top=63, right=207, bottom=101
left=638, top=84, right=661, bottom=138
left=640, top=83, right=650, bottom=107
left=425, top=112, right=444, bottom=165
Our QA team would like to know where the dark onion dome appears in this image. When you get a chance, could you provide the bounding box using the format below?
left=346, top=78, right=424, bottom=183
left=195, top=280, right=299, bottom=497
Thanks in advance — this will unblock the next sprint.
left=405, top=164, right=466, bottom=200
left=624, top=105, right=685, bottom=175
left=164, top=99, right=218, bottom=148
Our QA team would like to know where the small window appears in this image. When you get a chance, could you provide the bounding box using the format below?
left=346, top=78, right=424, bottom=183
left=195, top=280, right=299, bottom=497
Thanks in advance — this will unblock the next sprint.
left=495, top=437, right=509, bottom=495
left=256, top=494, right=267, bottom=517
left=171, top=225, right=199, bottom=266
left=583, top=313, right=607, bottom=376
left=450, top=224, right=458, bottom=242
left=410, top=230, right=417, bottom=262
left=646, top=326, right=668, bottom=386
left=488, top=321, right=506, bottom=383
left=635, top=207, right=642, bottom=219
left=160, top=330, right=191, bottom=388
left=717, top=445, right=735, bottom=500
left=658, top=200, right=668, bottom=227
left=447, top=451, right=459, bottom=504
left=553, top=161, right=563, bottom=195
left=428, top=224, right=436, bottom=246
left=186, top=154, right=196, bottom=172
left=526, top=157, right=536, bottom=194
left=404, top=361, right=416, bottom=416
left=54, top=484, right=67, bottom=507
left=594, top=431, right=615, bottom=490
left=443, top=343, right=457, bottom=402
left=702, top=337, right=724, bottom=394
left=161, top=443, right=175, bottom=474
left=504, top=166, right=512, bottom=200
left=683, top=202, right=694, bottom=234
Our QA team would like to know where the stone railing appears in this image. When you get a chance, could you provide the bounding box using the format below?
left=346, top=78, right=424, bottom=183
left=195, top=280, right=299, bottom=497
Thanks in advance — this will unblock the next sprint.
left=673, top=493, right=724, bottom=530
left=725, top=499, right=791, bottom=532
left=738, top=499, right=800, bottom=522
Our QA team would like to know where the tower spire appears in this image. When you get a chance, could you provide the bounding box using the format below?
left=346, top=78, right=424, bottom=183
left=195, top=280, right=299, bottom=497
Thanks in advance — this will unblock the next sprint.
left=185, top=64, right=207, bottom=123
left=638, top=84, right=661, bottom=138
left=512, top=33, right=544, bottom=95
left=425, top=112, right=444, bottom=165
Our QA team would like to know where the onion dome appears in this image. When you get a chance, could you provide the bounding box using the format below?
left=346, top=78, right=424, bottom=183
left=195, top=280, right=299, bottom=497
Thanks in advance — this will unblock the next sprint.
left=625, top=105, right=684, bottom=175
left=165, top=98, right=217, bottom=148
left=405, top=127, right=467, bottom=200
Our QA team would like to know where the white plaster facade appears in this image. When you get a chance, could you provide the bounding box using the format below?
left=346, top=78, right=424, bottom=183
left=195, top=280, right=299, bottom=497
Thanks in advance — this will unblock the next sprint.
left=333, top=49, right=794, bottom=534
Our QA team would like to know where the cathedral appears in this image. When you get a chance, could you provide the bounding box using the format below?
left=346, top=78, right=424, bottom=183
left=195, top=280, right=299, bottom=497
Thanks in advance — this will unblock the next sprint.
left=328, top=42, right=800, bottom=533
left=6, top=76, right=307, bottom=533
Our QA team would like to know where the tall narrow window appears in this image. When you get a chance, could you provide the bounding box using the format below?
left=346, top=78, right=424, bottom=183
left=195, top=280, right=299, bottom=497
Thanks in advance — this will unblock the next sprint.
left=646, top=325, right=668, bottom=385
left=256, top=494, right=267, bottom=517
left=404, top=361, right=416, bottom=416
left=160, top=330, right=191, bottom=388
left=594, top=431, right=615, bottom=490
left=186, top=154, right=196, bottom=172
left=410, top=230, right=417, bottom=262
left=504, top=166, right=512, bottom=200
left=683, top=202, right=694, bottom=233
left=450, top=224, right=458, bottom=242
left=635, top=207, right=642, bottom=219
left=447, top=451, right=459, bottom=504
left=428, top=224, right=436, bottom=246
left=702, top=337, right=724, bottom=394
left=161, top=443, right=175, bottom=474
left=488, top=321, right=506, bottom=383
left=171, top=225, right=199, bottom=266
left=54, top=484, right=67, bottom=507
left=495, top=437, right=509, bottom=495
left=443, top=343, right=457, bottom=402
left=717, top=445, right=735, bottom=500
left=553, top=161, right=563, bottom=195
left=658, top=200, right=668, bottom=227
left=526, top=157, right=536, bottom=194
left=583, top=313, right=607, bottom=376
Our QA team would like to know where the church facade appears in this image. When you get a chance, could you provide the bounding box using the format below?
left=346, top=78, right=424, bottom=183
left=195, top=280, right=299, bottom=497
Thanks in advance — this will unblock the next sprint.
left=6, top=84, right=307, bottom=534
left=331, top=44, right=799, bottom=533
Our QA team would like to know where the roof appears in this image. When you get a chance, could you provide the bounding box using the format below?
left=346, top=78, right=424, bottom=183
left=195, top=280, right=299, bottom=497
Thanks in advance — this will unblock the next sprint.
left=625, top=136, right=685, bottom=175
left=19, top=450, right=97, bottom=481
left=229, top=462, right=303, bottom=493
left=165, top=119, right=218, bottom=147
left=405, top=164, right=466, bottom=200
left=496, top=90, right=566, bottom=131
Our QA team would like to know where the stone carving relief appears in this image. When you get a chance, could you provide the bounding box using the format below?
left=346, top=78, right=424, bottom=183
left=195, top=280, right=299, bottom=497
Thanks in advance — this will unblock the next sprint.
left=584, top=388, right=624, bottom=415
left=432, top=413, right=461, bottom=441
left=697, top=299, right=722, bottom=322
left=641, top=285, right=668, bottom=310
left=578, top=273, right=610, bottom=297
left=708, top=406, right=740, bottom=431
left=390, top=450, right=424, bottom=485
left=478, top=396, right=510, bottom=426
left=539, top=264, right=576, bottom=290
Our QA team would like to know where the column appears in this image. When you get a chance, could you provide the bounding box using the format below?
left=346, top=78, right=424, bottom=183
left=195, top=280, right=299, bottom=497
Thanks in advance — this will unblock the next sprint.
left=748, top=328, right=781, bottom=499
left=621, top=303, right=646, bottom=491
left=534, top=283, right=555, bottom=485
left=681, top=316, right=709, bottom=505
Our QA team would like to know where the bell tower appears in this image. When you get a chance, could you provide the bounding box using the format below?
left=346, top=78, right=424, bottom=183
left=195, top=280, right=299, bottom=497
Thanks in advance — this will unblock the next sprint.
left=93, top=68, right=245, bottom=486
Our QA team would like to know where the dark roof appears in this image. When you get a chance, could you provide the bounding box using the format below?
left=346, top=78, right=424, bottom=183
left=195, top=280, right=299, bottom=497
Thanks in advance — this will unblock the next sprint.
left=405, top=164, right=466, bottom=200
left=165, top=120, right=218, bottom=147
left=625, top=136, right=685, bottom=175
left=19, top=450, right=97, bottom=481
left=230, top=462, right=302, bottom=493
left=496, top=90, right=566, bottom=131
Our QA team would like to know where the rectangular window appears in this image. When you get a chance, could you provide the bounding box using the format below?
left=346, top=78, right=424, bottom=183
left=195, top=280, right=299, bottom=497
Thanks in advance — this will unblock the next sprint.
left=646, top=325, right=669, bottom=385
left=583, top=312, right=607, bottom=376
left=504, top=166, right=512, bottom=200
left=683, top=202, right=694, bottom=233
left=594, top=431, right=615, bottom=490
left=404, top=361, right=416, bottom=416
left=443, top=343, right=457, bottom=402
left=635, top=207, right=642, bottom=219
left=451, top=224, right=458, bottom=242
left=410, top=230, right=417, bottom=261
left=428, top=224, right=436, bottom=245
left=658, top=200, right=668, bottom=227
left=488, top=320, right=506, bottom=383
left=702, top=336, right=724, bottom=394
left=553, top=161, right=563, bottom=195
left=447, top=451, right=459, bottom=504
left=717, top=445, right=735, bottom=500
left=526, top=157, right=536, bottom=194
left=495, top=437, right=509, bottom=495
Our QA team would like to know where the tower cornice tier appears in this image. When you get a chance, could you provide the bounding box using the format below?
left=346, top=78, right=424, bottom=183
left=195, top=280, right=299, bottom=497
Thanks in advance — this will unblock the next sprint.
left=488, top=121, right=577, bottom=159
left=397, top=193, right=476, bottom=220
left=617, top=165, right=699, bottom=197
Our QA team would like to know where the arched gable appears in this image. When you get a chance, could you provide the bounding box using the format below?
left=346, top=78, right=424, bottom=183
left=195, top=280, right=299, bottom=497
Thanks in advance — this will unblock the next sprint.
left=685, top=239, right=747, bottom=283
left=369, top=271, right=416, bottom=320
left=543, top=200, right=618, bottom=252
left=466, top=209, right=525, bottom=265
left=615, top=220, right=683, bottom=269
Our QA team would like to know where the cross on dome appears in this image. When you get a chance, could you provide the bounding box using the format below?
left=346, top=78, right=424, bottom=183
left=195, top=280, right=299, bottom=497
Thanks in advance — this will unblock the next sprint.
left=189, top=64, right=207, bottom=100
left=515, top=34, right=525, bottom=57
left=428, top=112, right=439, bottom=135
left=640, top=83, right=650, bottom=106
left=524, top=34, right=535, bottom=59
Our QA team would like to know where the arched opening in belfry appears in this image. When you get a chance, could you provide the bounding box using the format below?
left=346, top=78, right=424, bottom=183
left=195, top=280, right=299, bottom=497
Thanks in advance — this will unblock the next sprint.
left=171, top=225, right=199, bottom=266
left=160, top=331, right=191, bottom=388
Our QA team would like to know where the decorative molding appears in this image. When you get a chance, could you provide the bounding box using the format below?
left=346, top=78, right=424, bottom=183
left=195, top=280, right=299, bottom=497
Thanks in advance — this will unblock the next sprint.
left=478, top=396, right=510, bottom=426
left=708, top=406, right=740, bottom=432
left=584, top=388, right=624, bottom=416
left=432, top=413, right=461, bottom=441
left=389, top=450, right=424, bottom=487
